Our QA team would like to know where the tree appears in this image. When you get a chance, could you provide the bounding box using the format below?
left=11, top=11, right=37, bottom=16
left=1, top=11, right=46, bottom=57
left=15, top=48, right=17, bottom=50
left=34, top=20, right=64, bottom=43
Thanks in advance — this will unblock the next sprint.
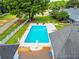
left=50, top=10, right=69, bottom=21
left=49, top=1, right=69, bottom=21
left=0, top=0, right=8, bottom=14
left=57, top=11, right=69, bottom=21
left=66, top=0, right=79, bottom=8
left=5, top=0, right=49, bottom=20
left=48, top=1, right=67, bottom=10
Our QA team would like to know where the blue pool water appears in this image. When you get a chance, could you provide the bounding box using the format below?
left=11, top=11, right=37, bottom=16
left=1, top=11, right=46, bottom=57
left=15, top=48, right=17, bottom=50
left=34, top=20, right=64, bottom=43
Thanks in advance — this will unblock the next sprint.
left=25, top=26, right=49, bottom=43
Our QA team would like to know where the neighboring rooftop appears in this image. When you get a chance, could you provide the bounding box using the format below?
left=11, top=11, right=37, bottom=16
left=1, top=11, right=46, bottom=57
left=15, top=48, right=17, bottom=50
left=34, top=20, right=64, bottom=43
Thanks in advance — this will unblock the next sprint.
left=49, top=24, right=79, bottom=59
left=65, top=8, right=79, bottom=21
left=0, top=44, right=19, bottom=59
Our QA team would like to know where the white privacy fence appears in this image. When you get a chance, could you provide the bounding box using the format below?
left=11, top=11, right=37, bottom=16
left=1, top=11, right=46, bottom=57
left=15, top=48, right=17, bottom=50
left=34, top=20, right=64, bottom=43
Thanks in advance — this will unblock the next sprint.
left=1, top=20, right=29, bottom=44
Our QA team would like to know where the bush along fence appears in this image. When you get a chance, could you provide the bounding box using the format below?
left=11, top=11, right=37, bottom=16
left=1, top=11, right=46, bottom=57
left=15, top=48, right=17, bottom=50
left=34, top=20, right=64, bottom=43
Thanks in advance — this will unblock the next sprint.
left=1, top=19, right=29, bottom=44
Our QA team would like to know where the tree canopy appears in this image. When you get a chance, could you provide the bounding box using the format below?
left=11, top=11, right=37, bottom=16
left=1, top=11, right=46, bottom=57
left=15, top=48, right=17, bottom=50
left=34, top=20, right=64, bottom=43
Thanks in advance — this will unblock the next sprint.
left=49, top=1, right=69, bottom=21
left=67, top=0, right=79, bottom=8
left=4, top=0, right=49, bottom=20
left=0, top=0, right=8, bottom=14
left=48, top=1, right=67, bottom=10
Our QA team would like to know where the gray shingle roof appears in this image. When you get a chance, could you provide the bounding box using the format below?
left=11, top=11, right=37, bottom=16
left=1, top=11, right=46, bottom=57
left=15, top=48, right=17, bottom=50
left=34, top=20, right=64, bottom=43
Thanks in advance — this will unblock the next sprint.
left=0, top=44, right=19, bottom=59
left=65, top=8, right=79, bottom=21
left=49, top=25, right=79, bottom=59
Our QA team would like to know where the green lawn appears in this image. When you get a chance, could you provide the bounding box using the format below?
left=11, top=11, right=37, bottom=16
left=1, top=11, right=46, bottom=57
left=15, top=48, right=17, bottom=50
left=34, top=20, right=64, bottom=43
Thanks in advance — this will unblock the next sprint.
left=0, top=14, right=16, bottom=20
left=0, top=23, right=19, bottom=41
left=34, top=16, right=70, bottom=30
left=55, top=23, right=70, bottom=30
left=55, top=24, right=63, bottom=30
left=6, top=23, right=29, bottom=44
left=0, top=14, right=16, bottom=27
left=34, top=16, right=60, bottom=23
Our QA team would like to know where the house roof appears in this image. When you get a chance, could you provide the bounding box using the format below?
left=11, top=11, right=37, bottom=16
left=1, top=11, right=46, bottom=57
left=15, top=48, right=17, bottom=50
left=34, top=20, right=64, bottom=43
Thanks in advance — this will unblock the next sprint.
left=0, top=44, right=19, bottom=59
left=49, top=25, right=79, bottom=59
left=65, top=8, right=79, bottom=21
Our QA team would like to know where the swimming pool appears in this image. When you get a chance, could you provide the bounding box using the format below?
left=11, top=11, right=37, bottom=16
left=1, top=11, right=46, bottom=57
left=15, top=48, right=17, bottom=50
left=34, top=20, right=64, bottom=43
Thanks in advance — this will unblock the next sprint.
left=20, top=24, right=54, bottom=58
left=25, top=26, right=49, bottom=43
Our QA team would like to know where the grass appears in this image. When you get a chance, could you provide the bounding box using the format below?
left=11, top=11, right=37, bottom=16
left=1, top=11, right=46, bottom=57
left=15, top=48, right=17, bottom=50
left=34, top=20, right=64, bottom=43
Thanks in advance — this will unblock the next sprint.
left=0, top=14, right=16, bottom=20
left=6, top=23, right=29, bottom=44
left=34, top=16, right=59, bottom=23
left=0, top=14, right=16, bottom=27
left=0, top=23, right=19, bottom=41
left=55, top=24, right=63, bottom=30
left=34, top=16, right=70, bottom=30
left=55, top=23, right=70, bottom=30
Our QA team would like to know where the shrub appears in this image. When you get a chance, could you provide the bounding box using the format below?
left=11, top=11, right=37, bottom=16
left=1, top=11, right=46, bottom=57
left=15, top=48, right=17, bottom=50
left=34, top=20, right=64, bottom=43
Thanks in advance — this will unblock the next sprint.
left=57, top=11, right=69, bottom=21
left=50, top=11, right=69, bottom=21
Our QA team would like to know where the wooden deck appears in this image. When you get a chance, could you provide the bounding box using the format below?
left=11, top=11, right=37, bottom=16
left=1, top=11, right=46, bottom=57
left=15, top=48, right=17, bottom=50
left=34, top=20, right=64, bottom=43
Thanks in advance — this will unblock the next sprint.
left=18, top=47, right=51, bottom=59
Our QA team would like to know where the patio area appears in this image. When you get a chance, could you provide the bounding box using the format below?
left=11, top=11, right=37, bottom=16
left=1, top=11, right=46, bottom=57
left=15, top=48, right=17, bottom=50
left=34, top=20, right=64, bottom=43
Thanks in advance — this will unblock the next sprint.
left=18, top=47, right=51, bottom=59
